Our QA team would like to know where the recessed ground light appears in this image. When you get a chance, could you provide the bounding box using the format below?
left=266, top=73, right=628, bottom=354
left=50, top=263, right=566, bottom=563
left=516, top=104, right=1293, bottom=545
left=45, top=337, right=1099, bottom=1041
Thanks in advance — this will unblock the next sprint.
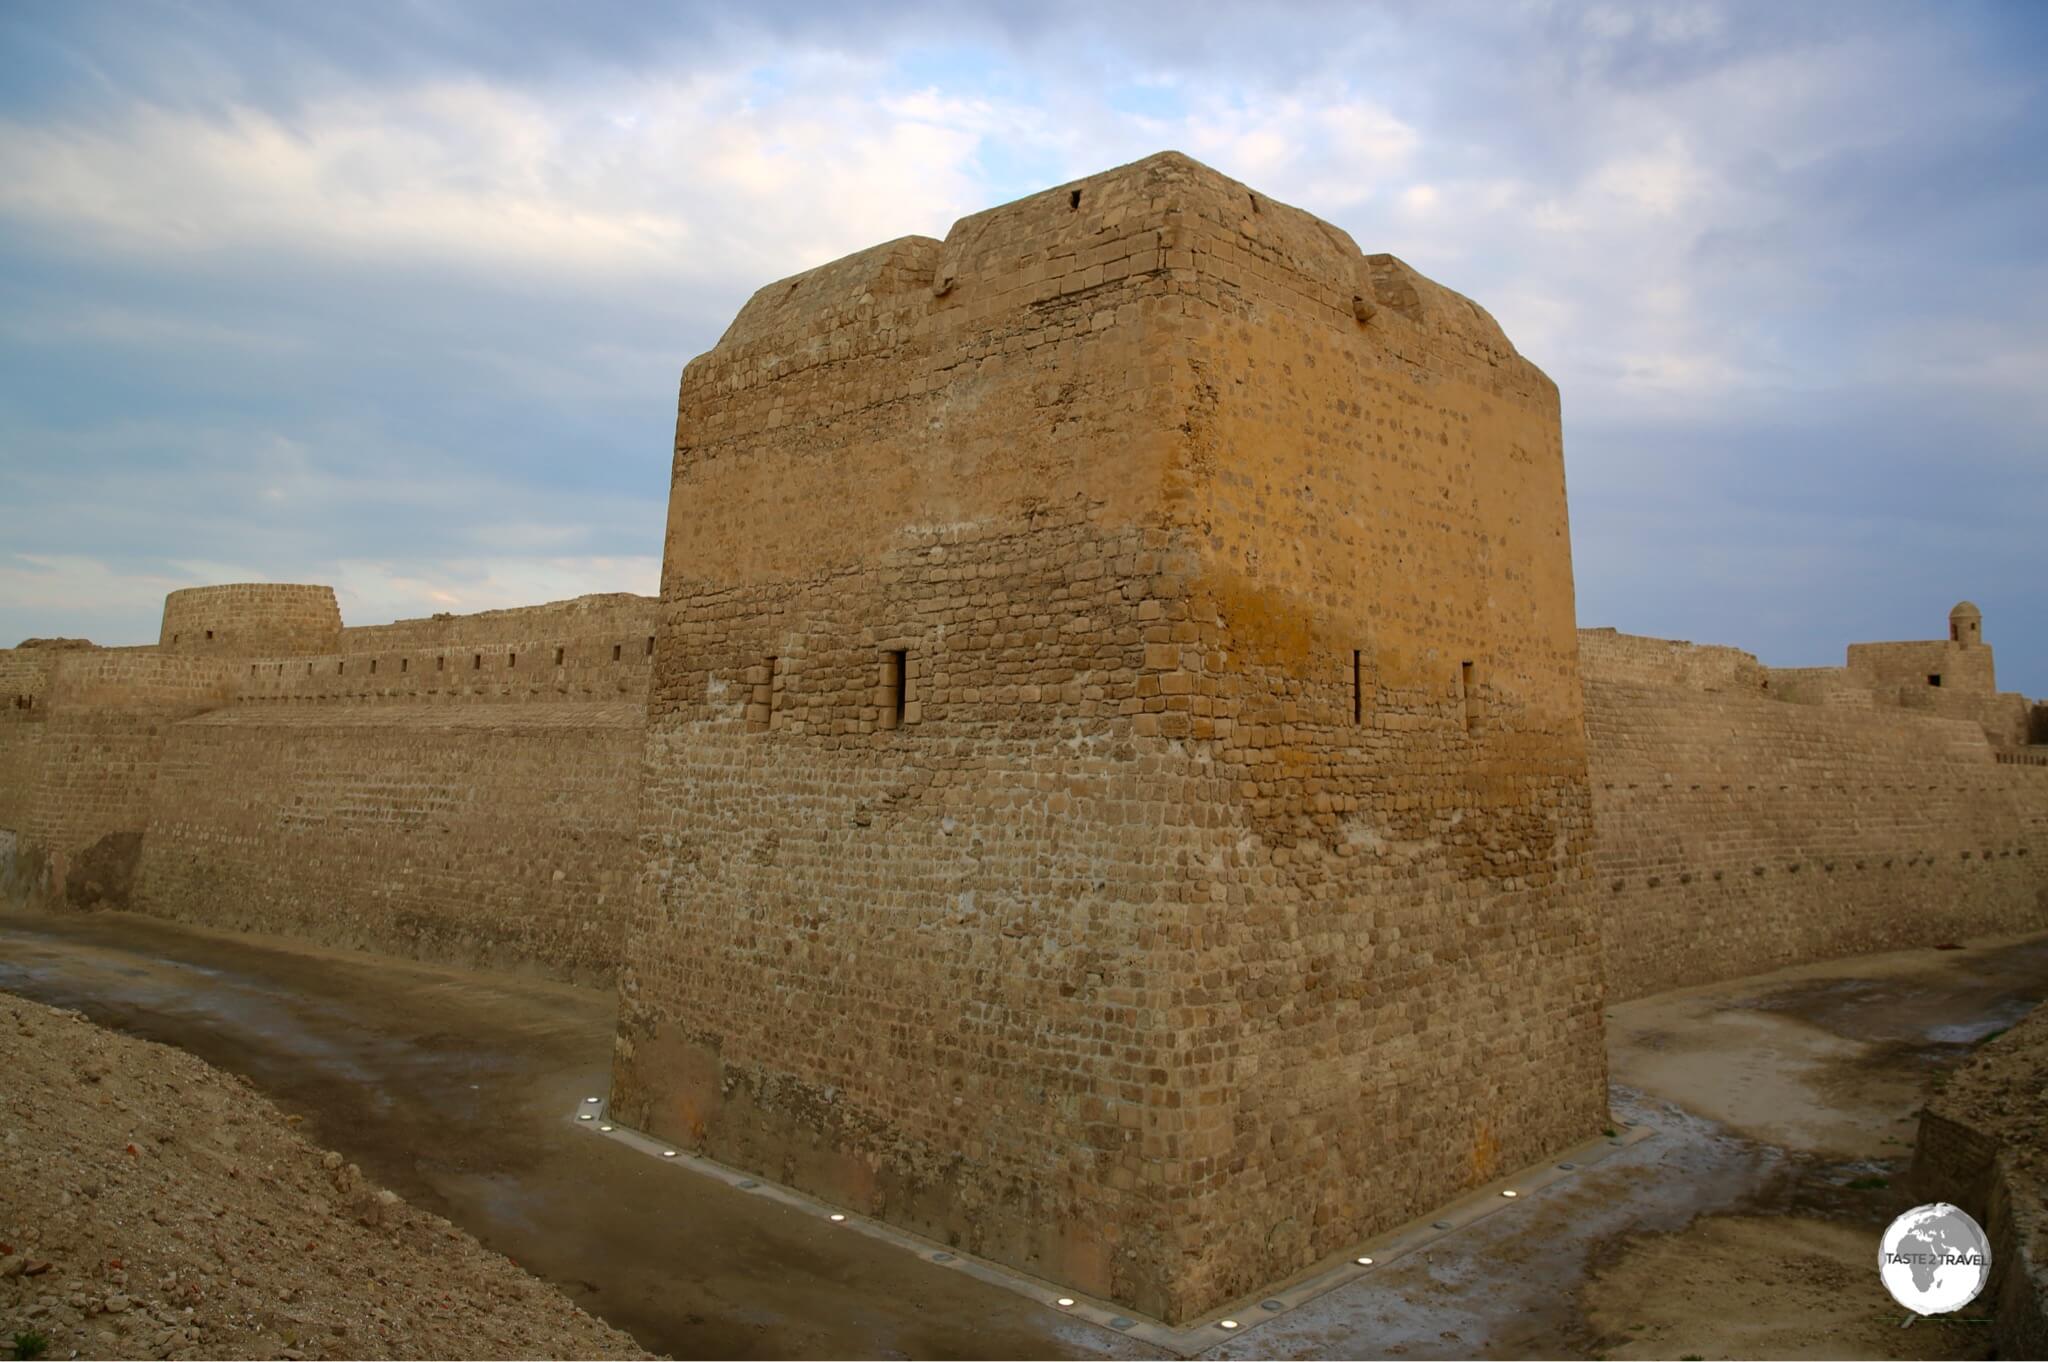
left=1219, top=1319, right=1240, bottom=1330
left=599, top=1125, right=613, bottom=1132
left=1355, top=1257, right=1373, bottom=1266
left=662, top=1150, right=676, bottom=1158
left=585, top=1097, right=601, bottom=1104
left=1501, top=1189, right=1518, bottom=1198
left=1056, top=1298, right=1075, bottom=1308
left=578, top=1113, right=594, bottom=1121
left=829, top=1213, right=846, bottom=1222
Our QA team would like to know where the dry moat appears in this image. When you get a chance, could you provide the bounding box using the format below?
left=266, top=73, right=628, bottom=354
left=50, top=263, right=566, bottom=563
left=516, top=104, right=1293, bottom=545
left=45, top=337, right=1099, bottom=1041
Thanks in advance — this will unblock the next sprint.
left=3, top=908, right=2044, bottom=1361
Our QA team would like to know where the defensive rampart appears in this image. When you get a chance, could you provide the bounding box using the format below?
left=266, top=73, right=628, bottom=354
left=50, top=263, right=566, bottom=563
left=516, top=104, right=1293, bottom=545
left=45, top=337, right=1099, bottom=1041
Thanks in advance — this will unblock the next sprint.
left=0, top=593, right=655, bottom=982
left=1584, top=629, right=2048, bottom=1000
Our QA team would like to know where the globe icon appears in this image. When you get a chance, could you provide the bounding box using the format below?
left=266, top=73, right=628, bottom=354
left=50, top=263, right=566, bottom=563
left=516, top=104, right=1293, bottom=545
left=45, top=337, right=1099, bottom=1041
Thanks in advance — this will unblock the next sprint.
left=1878, top=1203, right=1991, bottom=1315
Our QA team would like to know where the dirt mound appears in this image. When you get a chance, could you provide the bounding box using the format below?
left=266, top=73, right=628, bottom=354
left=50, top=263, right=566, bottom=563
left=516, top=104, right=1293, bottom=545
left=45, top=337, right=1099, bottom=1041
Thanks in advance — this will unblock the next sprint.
left=0, top=992, right=651, bottom=1360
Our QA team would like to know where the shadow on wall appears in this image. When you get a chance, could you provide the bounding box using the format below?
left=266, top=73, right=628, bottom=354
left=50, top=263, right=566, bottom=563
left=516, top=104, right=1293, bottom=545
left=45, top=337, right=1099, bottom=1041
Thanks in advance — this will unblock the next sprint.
left=0, top=829, right=49, bottom=909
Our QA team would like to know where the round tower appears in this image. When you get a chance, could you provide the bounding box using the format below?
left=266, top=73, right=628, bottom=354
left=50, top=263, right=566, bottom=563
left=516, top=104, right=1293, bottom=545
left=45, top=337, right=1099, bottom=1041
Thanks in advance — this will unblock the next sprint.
left=1948, top=600, right=1983, bottom=647
left=159, top=584, right=342, bottom=656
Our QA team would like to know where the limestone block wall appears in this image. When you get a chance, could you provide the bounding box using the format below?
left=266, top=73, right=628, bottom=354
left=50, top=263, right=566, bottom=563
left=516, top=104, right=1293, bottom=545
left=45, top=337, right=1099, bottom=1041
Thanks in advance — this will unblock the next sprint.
left=22, top=652, right=240, bottom=907
left=226, top=595, right=656, bottom=708
left=5, top=592, right=658, bottom=984
left=1585, top=631, right=2048, bottom=1001
left=159, top=584, right=341, bottom=655
left=0, top=646, right=61, bottom=845
left=1850, top=638, right=1996, bottom=694
left=1579, top=627, right=1770, bottom=693
left=1911, top=1004, right=2048, bottom=1359
left=613, top=151, right=1604, bottom=1323
left=133, top=703, right=642, bottom=983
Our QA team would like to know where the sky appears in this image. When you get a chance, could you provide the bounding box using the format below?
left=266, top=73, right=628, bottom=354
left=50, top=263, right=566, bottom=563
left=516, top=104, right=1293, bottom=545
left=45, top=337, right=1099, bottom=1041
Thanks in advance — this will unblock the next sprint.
left=1, top=1, right=2043, bottom=694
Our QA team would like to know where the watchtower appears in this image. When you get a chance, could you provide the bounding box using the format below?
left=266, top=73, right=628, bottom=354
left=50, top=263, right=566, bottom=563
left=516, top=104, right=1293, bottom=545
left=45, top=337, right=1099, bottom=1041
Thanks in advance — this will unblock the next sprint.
left=612, top=151, right=1605, bottom=1321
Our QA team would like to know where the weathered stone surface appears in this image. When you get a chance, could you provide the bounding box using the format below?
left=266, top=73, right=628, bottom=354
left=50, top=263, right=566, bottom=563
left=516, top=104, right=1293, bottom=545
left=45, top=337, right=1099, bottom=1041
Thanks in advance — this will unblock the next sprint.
left=0, top=145, right=2041, bottom=1326
left=609, top=150, right=1604, bottom=1322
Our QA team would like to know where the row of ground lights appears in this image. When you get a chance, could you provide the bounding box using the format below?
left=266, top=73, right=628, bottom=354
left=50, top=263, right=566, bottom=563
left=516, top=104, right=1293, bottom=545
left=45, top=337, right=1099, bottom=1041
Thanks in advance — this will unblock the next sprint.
left=581, top=1098, right=1553, bottom=1333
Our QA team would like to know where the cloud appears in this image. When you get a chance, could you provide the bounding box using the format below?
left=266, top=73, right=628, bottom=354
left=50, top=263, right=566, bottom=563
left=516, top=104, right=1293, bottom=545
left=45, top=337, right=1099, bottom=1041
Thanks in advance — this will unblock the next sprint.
left=0, top=0, right=2042, bottom=694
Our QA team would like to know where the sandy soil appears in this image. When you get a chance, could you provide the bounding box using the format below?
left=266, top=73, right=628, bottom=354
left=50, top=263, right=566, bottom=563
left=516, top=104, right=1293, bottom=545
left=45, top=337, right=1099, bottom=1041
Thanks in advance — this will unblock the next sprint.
left=0, top=991, right=648, bottom=1361
left=1585, top=1215, right=1987, bottom=1360
left=1577, top=935, right=2048, bottom=1362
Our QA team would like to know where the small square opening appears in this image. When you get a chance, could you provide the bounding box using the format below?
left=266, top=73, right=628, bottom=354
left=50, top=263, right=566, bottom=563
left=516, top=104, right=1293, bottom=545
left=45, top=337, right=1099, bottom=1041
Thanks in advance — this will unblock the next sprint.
left=1928, top=674, right=1943, bottom=687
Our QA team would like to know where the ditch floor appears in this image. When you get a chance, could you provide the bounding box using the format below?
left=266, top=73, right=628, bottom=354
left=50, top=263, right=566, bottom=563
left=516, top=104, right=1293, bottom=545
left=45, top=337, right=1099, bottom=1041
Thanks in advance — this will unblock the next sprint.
left=2, top=910, right=2044, bottom=1361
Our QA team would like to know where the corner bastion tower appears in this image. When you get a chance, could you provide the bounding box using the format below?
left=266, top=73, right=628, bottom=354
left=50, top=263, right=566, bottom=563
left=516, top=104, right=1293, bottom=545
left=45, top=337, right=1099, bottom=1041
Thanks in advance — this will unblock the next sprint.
left=611, top=151, right=1606, bottom=1321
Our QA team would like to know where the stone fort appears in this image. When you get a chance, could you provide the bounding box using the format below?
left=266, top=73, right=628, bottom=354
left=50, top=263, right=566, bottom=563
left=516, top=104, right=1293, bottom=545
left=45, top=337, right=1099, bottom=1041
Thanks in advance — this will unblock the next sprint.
left=3, top=153, right=2045, bottom=1322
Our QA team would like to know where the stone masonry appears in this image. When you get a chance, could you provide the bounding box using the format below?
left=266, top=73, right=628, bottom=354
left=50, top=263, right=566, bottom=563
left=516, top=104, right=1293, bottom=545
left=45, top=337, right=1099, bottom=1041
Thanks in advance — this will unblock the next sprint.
left=607, top=151, right=1606, bottom=1322
left=0, top=149, right=2043, bottom=1326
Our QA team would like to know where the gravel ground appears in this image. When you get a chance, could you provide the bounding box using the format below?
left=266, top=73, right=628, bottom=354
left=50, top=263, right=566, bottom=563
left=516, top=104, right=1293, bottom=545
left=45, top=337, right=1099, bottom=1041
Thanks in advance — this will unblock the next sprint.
left=0, top=991, right=652, bottom=1360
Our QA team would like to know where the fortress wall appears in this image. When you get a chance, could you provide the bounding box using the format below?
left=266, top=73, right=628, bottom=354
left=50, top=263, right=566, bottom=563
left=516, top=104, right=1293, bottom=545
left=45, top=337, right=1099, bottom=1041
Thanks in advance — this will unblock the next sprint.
left=132, top=702, right=642, bottom=983
left=1850, top=639, right=1996, bottom=693
left=1578, top=627, right=1769, bottom=692
left=224, top=594, right=658, bottom=707
left=1584, top=635, right=2048, bottom=1001
left=0, top=648, right=61, bottom=844
left=1766, top=665, right=1878, bottom=708
left=23, top=652, right=240, bottom=908
left=337, top=593, right=656, bottom=649
left=615, top=152, right=1603, bottom=1322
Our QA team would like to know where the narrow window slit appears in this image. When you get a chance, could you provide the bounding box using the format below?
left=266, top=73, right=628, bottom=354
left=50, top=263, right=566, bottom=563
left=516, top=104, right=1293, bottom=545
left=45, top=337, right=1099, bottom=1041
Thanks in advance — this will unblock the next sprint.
left=472, top=653, right=482, bottom=671
left=612, top=643, right=622, bottom=662
left=881, top=649, right=908, bottom=730
left=1352, top=650, right=1364, bottom=726
left=1461, top=660, right=1478, bottom=734
left=1069, top=189, right=1081, bottom=210
left=555, top=646, right=565, bottom=666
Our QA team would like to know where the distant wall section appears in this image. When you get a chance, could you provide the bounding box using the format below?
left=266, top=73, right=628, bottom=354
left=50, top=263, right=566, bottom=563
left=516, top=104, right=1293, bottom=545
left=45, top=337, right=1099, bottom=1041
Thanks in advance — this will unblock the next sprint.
left=7, top=590, right=656, bottom=985
left=134, top=702, right=642, bottom=984
left=1585, top=630, right=2048, bottom=1000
